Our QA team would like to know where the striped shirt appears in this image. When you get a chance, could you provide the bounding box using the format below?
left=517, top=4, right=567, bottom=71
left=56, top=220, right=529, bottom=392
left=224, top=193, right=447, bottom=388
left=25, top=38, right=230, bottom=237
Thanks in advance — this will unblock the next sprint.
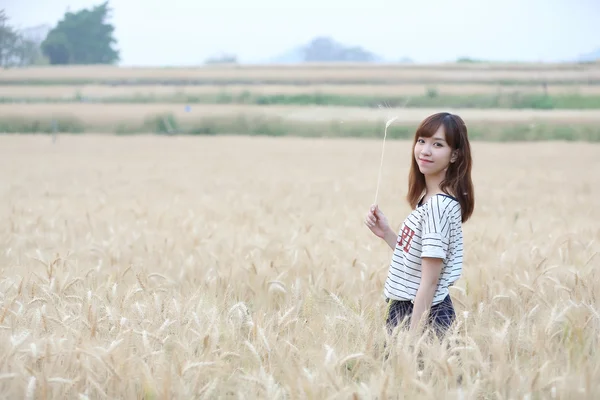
left=383, top=194, right=464, bottom=306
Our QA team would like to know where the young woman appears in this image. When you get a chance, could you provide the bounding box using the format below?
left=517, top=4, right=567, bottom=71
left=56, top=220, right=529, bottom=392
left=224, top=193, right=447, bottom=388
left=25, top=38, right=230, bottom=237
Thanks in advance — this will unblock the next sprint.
left=364, top=112, right=474, bottom=338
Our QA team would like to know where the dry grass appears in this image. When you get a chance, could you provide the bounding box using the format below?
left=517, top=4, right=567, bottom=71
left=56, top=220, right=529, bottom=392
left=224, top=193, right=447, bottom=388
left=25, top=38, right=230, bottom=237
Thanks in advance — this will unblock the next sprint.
left=0, top=134, right=599, bottom=399
left=3, top=103, right=600, bottom=126
left=4, top=83, right=600, bottom=99
left=2, top=63, right=600, bottom=83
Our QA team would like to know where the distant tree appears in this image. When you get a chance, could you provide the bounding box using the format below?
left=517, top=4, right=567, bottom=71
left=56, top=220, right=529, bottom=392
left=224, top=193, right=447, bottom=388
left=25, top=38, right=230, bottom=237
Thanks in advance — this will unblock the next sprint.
left=18, top=25, right=50, bottom=65
left=0, top=10, right=20, bottom=66
left=302, top=37, right=378, bottom=63
left=456, top=56, right=484, bottom=63
left=0, top=9, right=48, bottom=67
left=41, top=1, right=119, bottom=65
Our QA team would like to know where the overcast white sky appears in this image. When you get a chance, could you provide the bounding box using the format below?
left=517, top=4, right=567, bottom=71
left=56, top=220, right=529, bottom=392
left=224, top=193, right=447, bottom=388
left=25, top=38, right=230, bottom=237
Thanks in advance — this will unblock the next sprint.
left=4, top=0, right=600, bottom=66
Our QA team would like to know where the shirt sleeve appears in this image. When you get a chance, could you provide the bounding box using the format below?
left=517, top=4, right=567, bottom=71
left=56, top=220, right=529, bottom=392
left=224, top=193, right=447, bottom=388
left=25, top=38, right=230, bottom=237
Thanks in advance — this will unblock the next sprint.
left=421, top=197, right=451, bottom=260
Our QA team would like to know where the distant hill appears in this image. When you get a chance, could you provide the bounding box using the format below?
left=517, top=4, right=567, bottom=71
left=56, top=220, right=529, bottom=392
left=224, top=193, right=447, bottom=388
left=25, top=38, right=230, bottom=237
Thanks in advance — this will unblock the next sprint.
left=577, top=48, right=600, bottom=62
left=269, top=36, right=387, bottom=64
left=269, top=47, right=304, bottom=64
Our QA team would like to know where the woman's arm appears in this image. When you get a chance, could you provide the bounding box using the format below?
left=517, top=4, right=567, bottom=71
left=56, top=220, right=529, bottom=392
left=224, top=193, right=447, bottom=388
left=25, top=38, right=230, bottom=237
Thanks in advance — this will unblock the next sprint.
left=409, top=256, right=443, bottom=332
left=382, top=227, right=398, bottom=250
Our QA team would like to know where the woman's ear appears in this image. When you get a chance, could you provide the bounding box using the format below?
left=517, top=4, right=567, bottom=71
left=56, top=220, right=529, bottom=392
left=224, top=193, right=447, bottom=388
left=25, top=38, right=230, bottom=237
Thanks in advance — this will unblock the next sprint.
left=450, top=150, right=459, bottom=163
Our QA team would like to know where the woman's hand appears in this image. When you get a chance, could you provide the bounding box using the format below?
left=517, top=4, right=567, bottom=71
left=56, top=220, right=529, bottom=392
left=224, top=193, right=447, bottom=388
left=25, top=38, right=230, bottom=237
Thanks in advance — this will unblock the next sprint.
left=365, top=204, right=391, bottom=239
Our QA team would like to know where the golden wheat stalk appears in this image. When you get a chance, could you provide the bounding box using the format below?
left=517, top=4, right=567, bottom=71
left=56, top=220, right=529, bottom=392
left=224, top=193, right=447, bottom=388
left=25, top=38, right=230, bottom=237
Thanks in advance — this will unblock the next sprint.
left=374, top=117, right=399, bottom=205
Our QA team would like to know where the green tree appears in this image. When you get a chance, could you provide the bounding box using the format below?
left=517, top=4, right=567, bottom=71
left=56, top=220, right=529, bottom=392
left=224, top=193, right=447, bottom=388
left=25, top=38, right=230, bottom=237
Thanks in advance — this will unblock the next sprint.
left=0, top=9, right=48, bottom=67
left=41, top=1, right=119, bottom=65
left=0, top=9, right=20, bottom=66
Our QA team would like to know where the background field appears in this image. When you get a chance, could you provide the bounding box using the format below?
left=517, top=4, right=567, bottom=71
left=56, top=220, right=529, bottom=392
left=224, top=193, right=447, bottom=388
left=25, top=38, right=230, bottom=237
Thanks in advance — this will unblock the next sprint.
left=0, top=134, right=599, bottom=398
left=2, top=63, right=600, bottom=84
left=6, top=83, right=600, bottom=98
left=2, top=62, right=600, bottom=140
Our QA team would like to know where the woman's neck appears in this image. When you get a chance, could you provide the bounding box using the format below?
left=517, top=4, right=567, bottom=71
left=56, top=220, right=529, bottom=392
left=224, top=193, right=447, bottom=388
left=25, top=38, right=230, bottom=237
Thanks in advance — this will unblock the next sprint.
left=425, top=171, right=446, bottom=196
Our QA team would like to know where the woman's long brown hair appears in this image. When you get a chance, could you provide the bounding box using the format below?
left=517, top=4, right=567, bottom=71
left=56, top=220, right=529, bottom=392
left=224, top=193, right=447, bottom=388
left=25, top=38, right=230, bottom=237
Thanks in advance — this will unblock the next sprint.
left=406, top=112, right=475, bottom=223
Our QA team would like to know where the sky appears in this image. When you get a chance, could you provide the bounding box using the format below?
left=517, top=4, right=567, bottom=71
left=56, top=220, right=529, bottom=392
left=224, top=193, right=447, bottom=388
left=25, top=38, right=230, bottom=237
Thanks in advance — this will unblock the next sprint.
left=4, top=0, right=600, bottom=66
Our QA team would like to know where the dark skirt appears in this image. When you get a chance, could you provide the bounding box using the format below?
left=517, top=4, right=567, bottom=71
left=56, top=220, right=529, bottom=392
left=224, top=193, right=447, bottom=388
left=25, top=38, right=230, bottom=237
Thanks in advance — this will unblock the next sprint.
left=385, top=294, right=456, bottom=338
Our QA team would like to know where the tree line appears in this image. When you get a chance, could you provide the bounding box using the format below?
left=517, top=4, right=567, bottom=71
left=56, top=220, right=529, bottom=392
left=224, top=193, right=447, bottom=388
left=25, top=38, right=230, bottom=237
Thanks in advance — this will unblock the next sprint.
left=1, top=1, right=119, bottom=67
left=2, top=2, right=416, bottom=67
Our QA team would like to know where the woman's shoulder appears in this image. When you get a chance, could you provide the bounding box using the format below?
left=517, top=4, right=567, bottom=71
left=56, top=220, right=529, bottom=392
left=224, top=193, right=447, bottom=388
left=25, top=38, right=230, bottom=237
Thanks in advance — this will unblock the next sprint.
left=423, top=193, right=461, bottom=215
left=422, top=193, right=458, bottom=205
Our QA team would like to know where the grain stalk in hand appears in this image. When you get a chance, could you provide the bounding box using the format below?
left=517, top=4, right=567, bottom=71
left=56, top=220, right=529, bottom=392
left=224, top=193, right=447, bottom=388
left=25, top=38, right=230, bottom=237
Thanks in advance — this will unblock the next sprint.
left=374, top=117, right=398, bottom=205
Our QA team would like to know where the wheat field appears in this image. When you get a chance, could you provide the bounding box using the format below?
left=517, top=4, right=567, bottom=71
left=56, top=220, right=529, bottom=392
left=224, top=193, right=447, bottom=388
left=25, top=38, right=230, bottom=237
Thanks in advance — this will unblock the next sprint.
left=5, top=83, right=600, bottom=99
left=4, top=103, right=600, bottom=126
left=0, top=133, right=598, bottom=399
left=2, top=64, right=599, bottom=83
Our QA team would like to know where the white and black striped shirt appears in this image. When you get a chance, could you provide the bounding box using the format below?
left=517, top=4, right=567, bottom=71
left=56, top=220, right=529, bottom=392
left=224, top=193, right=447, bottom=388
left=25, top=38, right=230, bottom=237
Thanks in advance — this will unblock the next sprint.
left=383, top=194, right=464, bottom=306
